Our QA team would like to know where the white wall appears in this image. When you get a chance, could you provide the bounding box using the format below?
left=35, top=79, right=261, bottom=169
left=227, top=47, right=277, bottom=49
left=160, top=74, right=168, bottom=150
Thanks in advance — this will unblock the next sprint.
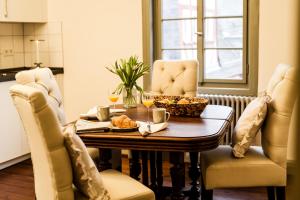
left=47, top=0, right=143, bottom=120
left=258, top=0, right=299, bottom=161
left=258, top=0, right=299, bottom=92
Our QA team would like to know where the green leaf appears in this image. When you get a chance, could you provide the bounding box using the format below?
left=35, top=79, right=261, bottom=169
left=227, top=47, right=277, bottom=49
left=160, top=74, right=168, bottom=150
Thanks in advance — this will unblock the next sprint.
left=114, top=83, right=124, bottom=95
left=106, top=55, right=150, bottom=91
left=134, top=84, right=143, bottom=93
left=105, top=67, right=117, bottom=75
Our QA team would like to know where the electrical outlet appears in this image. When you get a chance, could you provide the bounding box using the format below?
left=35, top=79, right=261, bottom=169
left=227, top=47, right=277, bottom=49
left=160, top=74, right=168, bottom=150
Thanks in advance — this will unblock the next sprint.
left=1, top=49, right=13, bottom=56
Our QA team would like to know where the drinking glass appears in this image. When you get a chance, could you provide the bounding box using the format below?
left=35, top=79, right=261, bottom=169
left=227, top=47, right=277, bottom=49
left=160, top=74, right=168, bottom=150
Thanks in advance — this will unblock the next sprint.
left=108, top=89, right=119, bottom=109
left=142, top=93, right=154, bottom=124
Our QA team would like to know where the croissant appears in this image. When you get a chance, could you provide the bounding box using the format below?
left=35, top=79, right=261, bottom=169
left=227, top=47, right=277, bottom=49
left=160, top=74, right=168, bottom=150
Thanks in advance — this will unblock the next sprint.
left=112, top=115, right=137, bottom=128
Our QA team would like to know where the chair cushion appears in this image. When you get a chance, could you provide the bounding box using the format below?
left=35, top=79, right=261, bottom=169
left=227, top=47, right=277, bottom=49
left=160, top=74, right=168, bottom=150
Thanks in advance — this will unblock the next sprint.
left=231, top=95, right=270, bottom=158
left=262, top=64, right=298, bottom=168
left=151, top=60, right=198, bottom=97
left=74, top=170, right=155, bottom=200
left=200, top=145, right=286, bottom=189
left=16, top=67, right=66, bottom=125
left=100, top=169, right=155, bottom=200
left=64, top=124, right=110, bottom=200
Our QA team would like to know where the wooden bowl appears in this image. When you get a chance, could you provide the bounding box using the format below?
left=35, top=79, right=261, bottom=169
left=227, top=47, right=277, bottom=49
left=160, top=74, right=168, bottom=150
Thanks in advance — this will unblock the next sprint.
left=153, top=95, right=208, bottom=117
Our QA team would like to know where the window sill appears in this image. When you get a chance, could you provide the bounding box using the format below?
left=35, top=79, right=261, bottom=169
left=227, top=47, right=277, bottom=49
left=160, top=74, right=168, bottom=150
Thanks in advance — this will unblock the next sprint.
left=197, top=86, right=257, bottom=96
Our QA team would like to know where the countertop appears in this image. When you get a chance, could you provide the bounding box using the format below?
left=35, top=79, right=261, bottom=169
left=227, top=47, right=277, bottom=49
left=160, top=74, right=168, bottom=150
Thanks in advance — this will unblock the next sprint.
left=0, top=67, right=64, bottom=82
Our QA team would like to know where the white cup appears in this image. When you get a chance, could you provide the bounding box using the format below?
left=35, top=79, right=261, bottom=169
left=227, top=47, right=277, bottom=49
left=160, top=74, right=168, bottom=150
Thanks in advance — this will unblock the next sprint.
left=96, top=106, right=110, bottom=121
left=153, top=108, right=170, bottom=124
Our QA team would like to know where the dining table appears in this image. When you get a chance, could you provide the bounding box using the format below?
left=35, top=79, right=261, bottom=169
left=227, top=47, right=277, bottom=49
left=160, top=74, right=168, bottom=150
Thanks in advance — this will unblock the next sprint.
left=78, top=104, right=234, bottom=200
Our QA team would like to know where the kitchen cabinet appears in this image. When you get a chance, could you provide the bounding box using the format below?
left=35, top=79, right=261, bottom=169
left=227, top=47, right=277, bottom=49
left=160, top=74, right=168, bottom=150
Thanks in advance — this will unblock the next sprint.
left=0, top=81, right=29, bottom=168
left=0, top=0, right=47, bottom=22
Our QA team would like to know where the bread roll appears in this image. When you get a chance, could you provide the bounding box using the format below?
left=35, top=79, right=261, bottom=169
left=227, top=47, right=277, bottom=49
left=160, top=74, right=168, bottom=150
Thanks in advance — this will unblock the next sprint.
left=111, top=115, right=137, bottom=128
left=177, top=98, right=189, bottom=104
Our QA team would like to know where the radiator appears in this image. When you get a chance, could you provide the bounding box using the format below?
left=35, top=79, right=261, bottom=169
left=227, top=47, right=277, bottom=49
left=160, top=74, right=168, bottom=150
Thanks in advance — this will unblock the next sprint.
left=198, top=94, right=255, bottom=144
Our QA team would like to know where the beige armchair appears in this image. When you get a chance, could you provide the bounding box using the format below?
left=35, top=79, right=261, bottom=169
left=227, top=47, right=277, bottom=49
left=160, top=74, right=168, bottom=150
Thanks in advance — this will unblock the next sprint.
left=151, top=60, right=198, bottom=97
left=15, top=68, right=99, bottom=161
left=9, top=84, right=155, bottom=200
left=150, top=59, right=199, bottom=191
left=200, top=64, right=298, bottom=200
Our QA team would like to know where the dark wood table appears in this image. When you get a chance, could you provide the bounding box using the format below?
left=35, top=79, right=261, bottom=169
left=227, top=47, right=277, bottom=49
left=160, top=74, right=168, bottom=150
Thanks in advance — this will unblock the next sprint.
left=79, top=104, right=233, bottom=199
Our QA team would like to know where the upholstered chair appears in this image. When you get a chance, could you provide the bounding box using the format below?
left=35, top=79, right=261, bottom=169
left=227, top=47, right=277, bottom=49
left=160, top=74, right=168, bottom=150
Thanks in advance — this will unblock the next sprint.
left=15, top=68, right=99, bottom=161
left=10, top=84, right=155, bottom=200
left=150, top=60, right=199, bottom=190
left=151, top=60, right=198, bottom=97
left=200, top=64, right=298, bottom=200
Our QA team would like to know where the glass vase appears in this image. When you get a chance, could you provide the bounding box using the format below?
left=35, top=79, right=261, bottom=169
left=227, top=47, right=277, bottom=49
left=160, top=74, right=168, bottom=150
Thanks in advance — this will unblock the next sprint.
left=122, top=87, right=137, bottom=108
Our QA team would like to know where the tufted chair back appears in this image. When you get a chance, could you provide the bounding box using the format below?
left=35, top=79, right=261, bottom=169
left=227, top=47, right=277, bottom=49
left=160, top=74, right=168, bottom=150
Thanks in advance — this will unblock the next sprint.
left=10, top=84, right=74, bottom=200
left=15, top=68, right=66, bottom=125
left=262, top=64, right=299, bottom=168
left=151, top=60, right=198, bottom=97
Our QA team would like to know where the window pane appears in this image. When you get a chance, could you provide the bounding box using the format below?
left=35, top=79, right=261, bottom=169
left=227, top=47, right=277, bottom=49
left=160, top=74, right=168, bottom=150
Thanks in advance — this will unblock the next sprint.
left=162, top=50, right=197, bottom=60
left=162, top=0, right=197, bottom=19
left=204, top=18, right=243, bottom=48
left=204, top=0, right=243, bottom=17
left=162, top=19, right=197, bottom=49
left=204, top=50, right=243, bottom=80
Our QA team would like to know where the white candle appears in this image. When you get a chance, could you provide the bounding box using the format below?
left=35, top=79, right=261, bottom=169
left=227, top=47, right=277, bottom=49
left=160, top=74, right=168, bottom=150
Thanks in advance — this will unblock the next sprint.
left=35, top=40, right=40, bottom=63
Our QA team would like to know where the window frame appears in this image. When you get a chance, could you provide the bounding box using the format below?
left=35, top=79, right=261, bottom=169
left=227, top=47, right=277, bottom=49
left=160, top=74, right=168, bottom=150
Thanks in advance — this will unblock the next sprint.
left=142, top=0, right=259, bottom=96
left=199, top=0, right=248, bottom=84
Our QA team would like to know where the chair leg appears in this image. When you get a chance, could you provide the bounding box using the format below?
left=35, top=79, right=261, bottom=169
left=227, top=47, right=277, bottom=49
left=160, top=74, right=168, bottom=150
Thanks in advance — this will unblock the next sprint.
left=201, top=188, right=213, bottom=200
left=267, top=186, right=285, bottom=200
left=200, top=173, right=213, bottom=200
left=275, top=186, right=286, bottom=200
left=267, top=187, right=275, bottom=200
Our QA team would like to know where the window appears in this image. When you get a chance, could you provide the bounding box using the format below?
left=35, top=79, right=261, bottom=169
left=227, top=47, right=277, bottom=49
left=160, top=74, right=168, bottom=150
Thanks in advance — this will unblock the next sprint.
left=150, top=0, right=259, bottom=95
left=160, top=0, right=197, bottom=60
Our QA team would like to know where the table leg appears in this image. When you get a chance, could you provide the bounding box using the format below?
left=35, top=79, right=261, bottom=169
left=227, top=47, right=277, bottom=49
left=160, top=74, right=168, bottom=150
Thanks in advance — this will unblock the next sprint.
left=98, top=149, right=112, bottom=171
left=141, top=151, right=149, bottom=186
left=189, top=152, right=200, bottom=199
left=129, top=150, right=141, bottom=180
left=156, top=151, right=163, bottom=192
left=150, top=152, right=157, bottom=192
left=111, top=149, right=122, bottom=172
left=170, top=152, right=185, bottom=200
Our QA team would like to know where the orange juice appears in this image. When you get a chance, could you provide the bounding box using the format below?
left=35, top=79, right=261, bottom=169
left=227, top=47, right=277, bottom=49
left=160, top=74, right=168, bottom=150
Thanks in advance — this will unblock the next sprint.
left=109, top=95, right=119, bottom=103
left=143, top=99, right=154, bottom=108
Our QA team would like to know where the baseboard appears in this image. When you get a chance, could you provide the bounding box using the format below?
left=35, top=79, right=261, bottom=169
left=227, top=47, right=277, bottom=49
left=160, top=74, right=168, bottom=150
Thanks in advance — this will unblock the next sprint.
left=0, top=154, right=31, bottom=170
